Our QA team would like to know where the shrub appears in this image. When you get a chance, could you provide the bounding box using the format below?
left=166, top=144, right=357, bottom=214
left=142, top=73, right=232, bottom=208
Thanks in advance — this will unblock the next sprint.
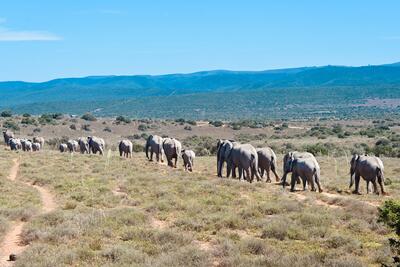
left=103, top=127, right=112, bottom=132
left=21, top=117, right=37, bottom=125
left=70, top=124, right=77, bottom=130
left=116, top=116, right=131, bottom=124
left=186, top=120, right=197, bottom=126
left=379, top=200, right=400, bottom=264
left=81, top=124, right=91, bottom=131
left=184, top=126, right=192, bottom=131
left=138, top=124, right=147, bottom=131
left=183, top=135, right=218, bottom=156
left=81, top=113, right=97, bottom=121
left=0, top=110, right=12, bottom=117
left=209, top=121, right=223, bottom=127
left=22, top=113, right=31, bottom=117
left=33, top=128, right=41, bottom=133
left=3, top=120, right=20, bottom=131
left=132, top=142, right=144, bottom=152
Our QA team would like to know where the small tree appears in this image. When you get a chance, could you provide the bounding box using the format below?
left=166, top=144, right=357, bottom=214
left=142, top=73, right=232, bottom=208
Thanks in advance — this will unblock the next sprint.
left=1, top=110, right=12, bottom=117
left=81, top=113, right=97, bottom=121
left=115, top=116, right=131, bottom=124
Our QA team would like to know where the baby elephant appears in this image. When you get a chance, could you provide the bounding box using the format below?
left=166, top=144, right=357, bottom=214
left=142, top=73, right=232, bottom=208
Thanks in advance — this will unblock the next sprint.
left=59, top=143, right=68, bottom=153
left=32, top=142, right=41, bottom=152
left=182, top=150, right=195, bottom=172
left=284, top=156, right=323, bottom=193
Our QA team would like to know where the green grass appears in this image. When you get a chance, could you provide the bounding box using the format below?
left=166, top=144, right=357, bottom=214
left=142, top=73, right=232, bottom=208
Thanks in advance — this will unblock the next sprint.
left=0, top=149, right=396, bottom=266
left=0, top=150, right=41, bottom=240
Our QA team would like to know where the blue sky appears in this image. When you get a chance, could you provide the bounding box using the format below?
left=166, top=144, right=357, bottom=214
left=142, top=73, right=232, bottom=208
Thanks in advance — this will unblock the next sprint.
left=0, top=0, right=399, bottom=82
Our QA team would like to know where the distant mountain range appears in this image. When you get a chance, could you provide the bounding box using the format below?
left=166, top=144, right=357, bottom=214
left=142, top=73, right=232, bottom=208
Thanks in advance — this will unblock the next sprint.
left=1, top=63, right=400, bottom=119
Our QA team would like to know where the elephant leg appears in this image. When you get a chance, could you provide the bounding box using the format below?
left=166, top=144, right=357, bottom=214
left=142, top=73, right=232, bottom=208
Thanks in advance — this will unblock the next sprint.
left=246, top=168, right=252, bottom=183
left=366, top=181, right=370, bottom=194
left=302, top=176, right=308, bottom=191
left=352, top=174, right=361, bottom=195
left=271, top=164, right=280, bottom=182
left=217, top=160, right=223, bottom=177
left=266, top=168, right=272, bottom=183
left=260, top=168, right=265, bottom=178
left=290, top=173, right=297, bottom=192
left=226, top=163, right=231, bottom=178
left=238, top=166, right=243, bottom=181
left=150, top=151, right=154, bottom=161
left=377, top=176, right=386, bottom=195
left=174, top=156, right=177, bottom=168
left=309, top=174, right=316, bottom=192
left=372, top=180, right=379, bottom=195
left=315, top=175, right=323, bottom=193
left=232, top=166, right=237, bottom=179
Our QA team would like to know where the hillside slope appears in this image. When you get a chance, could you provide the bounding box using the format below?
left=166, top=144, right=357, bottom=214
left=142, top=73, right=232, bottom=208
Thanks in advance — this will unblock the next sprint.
left=1, top=64, right=400, bottom=119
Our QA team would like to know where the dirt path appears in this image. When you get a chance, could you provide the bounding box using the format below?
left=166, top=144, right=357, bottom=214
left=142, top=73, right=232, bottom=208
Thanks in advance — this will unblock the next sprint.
left=0, top=159, right=57, bottom=266
left=291, top=189, right=380, bottom=209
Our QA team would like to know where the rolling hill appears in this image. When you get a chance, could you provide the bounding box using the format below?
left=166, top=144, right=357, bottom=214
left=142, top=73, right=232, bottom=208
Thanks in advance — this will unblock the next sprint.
left=1, top=64, right=400, bottom=119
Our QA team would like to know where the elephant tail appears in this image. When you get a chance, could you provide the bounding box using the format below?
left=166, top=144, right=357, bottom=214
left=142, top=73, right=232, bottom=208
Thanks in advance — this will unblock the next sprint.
left=349, top=173, right=354, bottom=188
left=145, top=136, right=152, bottom=159
left=377, top=168, right=384, bottom=183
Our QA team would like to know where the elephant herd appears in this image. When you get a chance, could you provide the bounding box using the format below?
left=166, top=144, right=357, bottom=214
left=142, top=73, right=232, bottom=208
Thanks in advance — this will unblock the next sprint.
left=145, top=135, right=196, bottom=172
left=216, top=139, right=387, bottom=195
left=3, top=130, right=44, bottom=152
left=60, top=136, right=106, bottom=155
left=2, top=129, right=387, bottom=195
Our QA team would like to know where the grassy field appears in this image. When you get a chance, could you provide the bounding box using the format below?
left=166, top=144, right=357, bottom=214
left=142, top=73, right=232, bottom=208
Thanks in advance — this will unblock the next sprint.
left=0, top=147, right=397, bottom=266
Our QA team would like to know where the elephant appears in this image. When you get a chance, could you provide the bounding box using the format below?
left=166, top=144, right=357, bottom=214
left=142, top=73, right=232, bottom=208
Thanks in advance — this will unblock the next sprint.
left=33, top=137, right=45, bottom=149
left=32, top=142, right=41, bottom=151
left=227, top=143, right=261, bottom=183
left=349, top=154, right=386, bottom=195
left=282, top=151, right=319, bottom=185
left=257, top=147, right=280, bottom=183
left=3, top=130, right=14, bottom=145
left=59, top=143, right=68, bottom=153
left=78, top=137, right=90, bottom=154
left=21, top=139, right=32, bottom=152
left=9, top=138, right=21, bottom=151
left=283, top=155, right=323, bottom=192
left=182, top=149, right=195, bottom=172
left=119, top=139, right=133, bottom=158
left=162, top=137, right=182, bottom=167
left=145, top=135, right=164, bottom=162
left=216, top=139, right=235, bottom=177
left=87, top=136, right=105, bottom=155
left=67, top=140, right=79, bottom=152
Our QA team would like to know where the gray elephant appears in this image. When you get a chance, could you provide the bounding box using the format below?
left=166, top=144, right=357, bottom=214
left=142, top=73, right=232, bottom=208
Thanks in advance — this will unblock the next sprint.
left=182, top=149, right=195, bottom=172
left=162, top=137, right=182, bottom=167
left=21, top=139, right=32, bottom=152
left=3, top=130, right=14, bottom=145
left=33, top=137, right=45, bottom=149
left=119, top=139, right=133, bottom=158
left=78, top=137, right=90, bottom=154
left=283, top=155, right=323, bottom=192
left=67, top=140, right=79, bottom=152
left=228, top=143, right=261, bottom=183
left=32, top=142, right=41, bottom=151
left=9, top=138, right=21, bottom=151
left=59, top=143, right=68, bottom=153
left=216, top=139, right=235, bottom=177
left=282, top=151, right=319, bottom=185
left=257, top=147, right=280, bottom=183
left=350, top=154, right=386, bottom=195
left=88, top=136, right=105, bottom=155
left=145, top=135, right=164, bottom=162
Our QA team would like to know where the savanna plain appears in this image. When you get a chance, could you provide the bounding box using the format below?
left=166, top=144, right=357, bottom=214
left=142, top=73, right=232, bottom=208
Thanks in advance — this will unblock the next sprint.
left=0, top=114, right=399, bottom=266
